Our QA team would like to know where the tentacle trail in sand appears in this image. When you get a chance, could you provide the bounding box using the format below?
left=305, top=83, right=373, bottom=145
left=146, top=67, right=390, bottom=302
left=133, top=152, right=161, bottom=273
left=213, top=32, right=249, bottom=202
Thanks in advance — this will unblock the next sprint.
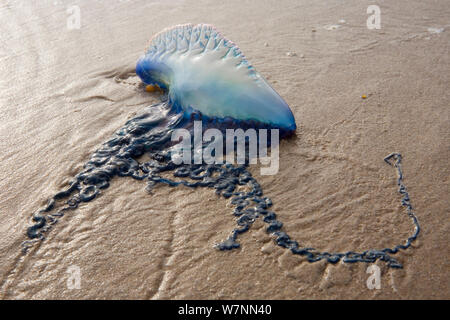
left=22, top=99, right=420, bottom=268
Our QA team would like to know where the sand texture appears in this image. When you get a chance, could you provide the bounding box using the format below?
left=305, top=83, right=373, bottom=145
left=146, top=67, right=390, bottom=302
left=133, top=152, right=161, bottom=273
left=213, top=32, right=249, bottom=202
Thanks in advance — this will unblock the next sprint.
left=0, top=0, right=449, bottom=299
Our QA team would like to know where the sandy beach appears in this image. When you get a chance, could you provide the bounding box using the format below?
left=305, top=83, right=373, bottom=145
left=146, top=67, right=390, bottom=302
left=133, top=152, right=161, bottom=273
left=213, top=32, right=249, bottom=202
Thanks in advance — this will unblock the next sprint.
left=0, top=0, right=449, bottom=299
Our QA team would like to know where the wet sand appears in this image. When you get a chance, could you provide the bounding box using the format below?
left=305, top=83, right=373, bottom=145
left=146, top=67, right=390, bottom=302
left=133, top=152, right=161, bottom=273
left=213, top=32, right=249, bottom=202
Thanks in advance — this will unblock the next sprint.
left=0, top=0, right=449, bottom=299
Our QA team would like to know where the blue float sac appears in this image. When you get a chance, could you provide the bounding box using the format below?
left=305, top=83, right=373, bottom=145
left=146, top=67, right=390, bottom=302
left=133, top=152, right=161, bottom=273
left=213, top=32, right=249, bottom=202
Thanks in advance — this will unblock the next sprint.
left=136, top=24, right=296, bottom=133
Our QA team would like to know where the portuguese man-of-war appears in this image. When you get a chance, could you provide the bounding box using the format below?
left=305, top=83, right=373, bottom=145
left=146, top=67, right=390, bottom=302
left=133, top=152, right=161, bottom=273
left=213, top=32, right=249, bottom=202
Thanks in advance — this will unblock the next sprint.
left=23, top=24, right=420, bottom=269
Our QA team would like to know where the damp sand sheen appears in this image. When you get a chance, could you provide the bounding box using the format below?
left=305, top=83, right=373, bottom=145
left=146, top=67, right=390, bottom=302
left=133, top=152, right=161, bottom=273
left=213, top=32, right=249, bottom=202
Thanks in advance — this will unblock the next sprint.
left=0, top=1, right=449, bottom=299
